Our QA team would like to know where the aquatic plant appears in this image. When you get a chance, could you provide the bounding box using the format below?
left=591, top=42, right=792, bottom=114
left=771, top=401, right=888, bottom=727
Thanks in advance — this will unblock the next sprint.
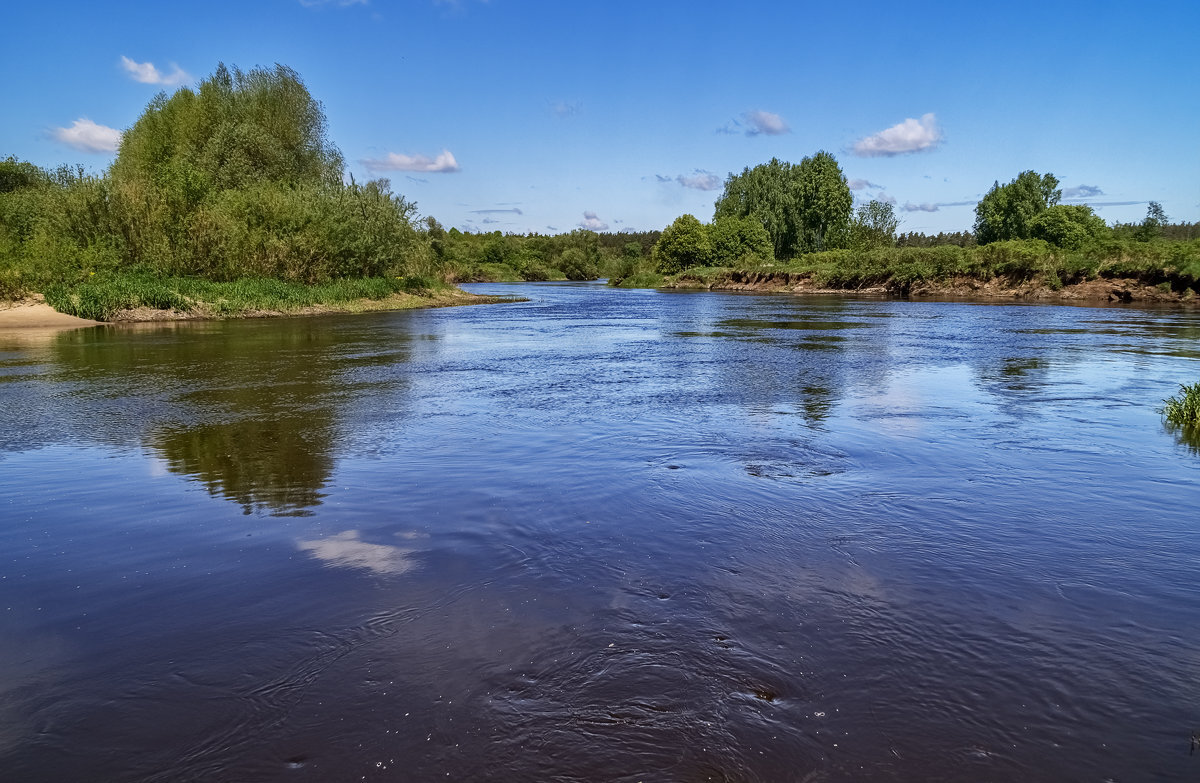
left=1161, top=382, right=1200, bottom=428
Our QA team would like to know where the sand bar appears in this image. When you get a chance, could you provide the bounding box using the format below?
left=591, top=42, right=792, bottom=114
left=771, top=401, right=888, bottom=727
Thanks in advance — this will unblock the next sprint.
left=0, top=298, right=102, bottom=329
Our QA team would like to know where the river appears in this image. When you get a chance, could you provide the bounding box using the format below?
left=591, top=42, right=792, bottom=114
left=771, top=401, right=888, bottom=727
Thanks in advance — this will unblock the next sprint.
left=2, top=281, right=1198, bottom=781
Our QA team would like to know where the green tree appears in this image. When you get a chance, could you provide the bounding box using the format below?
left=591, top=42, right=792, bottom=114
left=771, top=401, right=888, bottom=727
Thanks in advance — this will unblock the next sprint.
left=1028, top=204, right=1109, bottom=249
left=708, top=215, right=774, bottom=265
left=653, top=214, right=711, bottom=274
left=974, top=170, right=1061, bottom=244
left=112, top=63, right=344, bottom=197
left=1135, top=201, right=1168, bottom=241
left=713, top=152, right=852, bottom=257
left=796, top=151, right=853, bottom=251
left=849, top=199, right=899, bottom=249
left=558, top=247, right=599, bottom=280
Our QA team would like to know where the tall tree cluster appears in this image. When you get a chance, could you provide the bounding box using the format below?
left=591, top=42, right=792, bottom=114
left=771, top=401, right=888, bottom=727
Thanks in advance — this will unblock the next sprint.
left=713, top=152, right=853, bottom=257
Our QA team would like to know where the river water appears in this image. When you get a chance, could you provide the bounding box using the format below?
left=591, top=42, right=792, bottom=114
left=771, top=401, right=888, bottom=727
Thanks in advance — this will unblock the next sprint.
left=2, top=281, right=1198, bottom=781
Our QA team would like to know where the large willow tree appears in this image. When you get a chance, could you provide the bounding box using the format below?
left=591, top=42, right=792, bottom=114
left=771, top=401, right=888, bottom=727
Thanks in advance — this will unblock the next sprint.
left=96, top=64, right=427, bottom=282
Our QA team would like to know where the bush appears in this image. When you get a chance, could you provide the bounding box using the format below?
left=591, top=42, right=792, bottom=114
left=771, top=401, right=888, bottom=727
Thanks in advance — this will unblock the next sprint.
left=708, top=215, right=774, bottom=266
left=558, top=247, right=599, bottom=280
left=653, top=214, right=711, bottom=274
left=1029, top=204, right=1109, bottom=249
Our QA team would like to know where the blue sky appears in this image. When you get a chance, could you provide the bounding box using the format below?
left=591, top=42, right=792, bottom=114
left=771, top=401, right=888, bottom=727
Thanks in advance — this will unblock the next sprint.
left=3, top=0, right=1196, bottom=235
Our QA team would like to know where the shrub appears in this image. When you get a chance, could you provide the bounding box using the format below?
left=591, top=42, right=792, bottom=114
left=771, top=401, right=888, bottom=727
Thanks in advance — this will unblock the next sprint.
left=1029, top=204, right=1109, bottom=249
left=653, top=214, right=711, bottom=274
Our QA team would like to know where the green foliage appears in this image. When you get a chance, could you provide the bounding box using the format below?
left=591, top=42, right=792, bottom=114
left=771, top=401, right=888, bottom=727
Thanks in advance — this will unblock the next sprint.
left=653, top=214, right=712, bottom=274
left=713, top=152, right=852, bottom=257
left=974, top=170, right=1061, bottom=244
left=0, top=65, right=437, bottom=303
left=112, top=63, right=343, bottom=197
left=849, top=199, right=900, bottom=250
left=43, top=273, right=450, bottom=321
left=0, top=156, right=45, bottom=194
left=559, top=247, right=599, bottom=280
left=1161, top=382, right=1200, bottom=428
left=1134, top=201, right=1168, bottom=242
left=708, top=215, right=774, bottom=266
left=1029, top=204, right=1109, bottom=249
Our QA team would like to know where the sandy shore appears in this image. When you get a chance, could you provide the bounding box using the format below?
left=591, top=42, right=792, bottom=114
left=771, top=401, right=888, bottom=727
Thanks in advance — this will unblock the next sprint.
left=0, top=297, right=102, bottom=329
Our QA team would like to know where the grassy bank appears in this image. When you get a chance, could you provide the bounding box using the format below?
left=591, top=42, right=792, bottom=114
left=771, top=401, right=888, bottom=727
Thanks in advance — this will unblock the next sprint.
left=38, top=273, right=511, bottom=322
left=611, top=239, right=1200, bottom=301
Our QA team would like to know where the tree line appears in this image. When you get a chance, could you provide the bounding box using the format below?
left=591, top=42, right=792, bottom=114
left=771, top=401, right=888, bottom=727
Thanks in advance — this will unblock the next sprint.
left=1, top=61, right=1195, bottom=302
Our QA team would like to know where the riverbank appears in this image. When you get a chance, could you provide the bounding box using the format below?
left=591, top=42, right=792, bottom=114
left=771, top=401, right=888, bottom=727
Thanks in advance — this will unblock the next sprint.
left=0, top=285, right=516, bottom=327
left=665, top=268, right=1197, bottom=303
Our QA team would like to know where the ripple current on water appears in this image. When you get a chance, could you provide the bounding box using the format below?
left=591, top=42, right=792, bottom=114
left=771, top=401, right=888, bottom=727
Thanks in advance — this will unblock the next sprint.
left=1, top=281, right=1198, bottom=781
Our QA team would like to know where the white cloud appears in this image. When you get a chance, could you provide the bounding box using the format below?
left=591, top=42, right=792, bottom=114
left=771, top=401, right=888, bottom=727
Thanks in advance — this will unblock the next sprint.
left=848, top=178, right=883, bottom=191
left=744, top=110, right=790, bottom=136
left=362, top=149, right=460, bottom=173
left=579, top=211, right=609, bottom=231
left=853, top=113, right=943, bottom=157
left=677, top=171, right=722, bottom=191
left=874, top=191, right=897, bottom=205
left=51, top=118, right=121, bottom=153
left=119, top=56, right=190, bottom=86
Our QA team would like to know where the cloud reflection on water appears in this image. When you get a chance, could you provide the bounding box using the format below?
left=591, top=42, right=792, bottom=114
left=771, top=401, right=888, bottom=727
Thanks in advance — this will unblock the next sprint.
left=297, top=530, right=423, bottom=576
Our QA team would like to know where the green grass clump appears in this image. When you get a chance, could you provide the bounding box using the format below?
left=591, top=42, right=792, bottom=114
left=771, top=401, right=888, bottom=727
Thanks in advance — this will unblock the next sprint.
left=1161, top=382, right=1200, bottom=428
left=612, top=270, right=665, bottom=288
left=42, top=273, right=453, bottom=321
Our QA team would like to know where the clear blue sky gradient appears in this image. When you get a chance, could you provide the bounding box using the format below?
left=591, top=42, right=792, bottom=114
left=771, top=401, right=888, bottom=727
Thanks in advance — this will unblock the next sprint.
left=3, top=0, right=1196, bottom=235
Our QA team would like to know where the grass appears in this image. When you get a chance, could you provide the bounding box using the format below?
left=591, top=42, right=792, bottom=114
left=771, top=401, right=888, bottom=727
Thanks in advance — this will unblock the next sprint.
left=42, top=273, right=455, bottom=321
left=1161, top=382, right=1200, bottom=428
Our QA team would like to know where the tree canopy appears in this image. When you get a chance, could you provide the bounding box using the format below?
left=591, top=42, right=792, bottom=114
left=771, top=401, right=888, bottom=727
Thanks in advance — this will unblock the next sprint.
left=653, top=214, right=711, bottom=274
left=1028, top=204, right=1108, bottom=249
left=112, top=63, right=344, bottom=198
left=973, top=170, right=1061, bottom=244
left=850, top=199, right=900, bottom=250
left=713, top=152, right=852, bottom=258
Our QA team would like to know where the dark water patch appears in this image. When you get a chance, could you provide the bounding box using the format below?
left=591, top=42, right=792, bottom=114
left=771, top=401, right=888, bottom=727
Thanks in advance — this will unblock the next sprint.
left=717, top=317, right=873, bottom=332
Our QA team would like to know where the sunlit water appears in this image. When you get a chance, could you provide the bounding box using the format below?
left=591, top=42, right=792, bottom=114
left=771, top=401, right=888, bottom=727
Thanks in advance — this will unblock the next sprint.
left=2, top=282, right=1199, bottom=781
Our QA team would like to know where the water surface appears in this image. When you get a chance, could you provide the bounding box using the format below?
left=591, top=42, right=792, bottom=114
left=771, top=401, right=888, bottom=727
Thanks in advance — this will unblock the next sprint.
left=2, top=283, right=1198, bottom=781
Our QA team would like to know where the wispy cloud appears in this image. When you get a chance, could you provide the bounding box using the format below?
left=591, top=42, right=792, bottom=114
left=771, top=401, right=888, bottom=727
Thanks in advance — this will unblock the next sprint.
left=51, top=118, right=121, bottom=153
left=718, top=109, right=790, bottom=137
left=119, top=56, right=190, bottom=86
left=853, top=113, right=943, bottom=157
left=362, top=149, right=460, bottom=173
left=677, top=170, right=722, bottom=191
left=471, top=207, right=523, bottom=215
left=550, top=100, right=581, bottom=118
left=579, top=211, right=609, bottom=231
left=1062, top=184, right=1104, bottom=199
left=405, top=176, right=429, bottom=185
left=900, top=199, right=974, bottom=213
left=848, top=178, right=883, bottom=191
